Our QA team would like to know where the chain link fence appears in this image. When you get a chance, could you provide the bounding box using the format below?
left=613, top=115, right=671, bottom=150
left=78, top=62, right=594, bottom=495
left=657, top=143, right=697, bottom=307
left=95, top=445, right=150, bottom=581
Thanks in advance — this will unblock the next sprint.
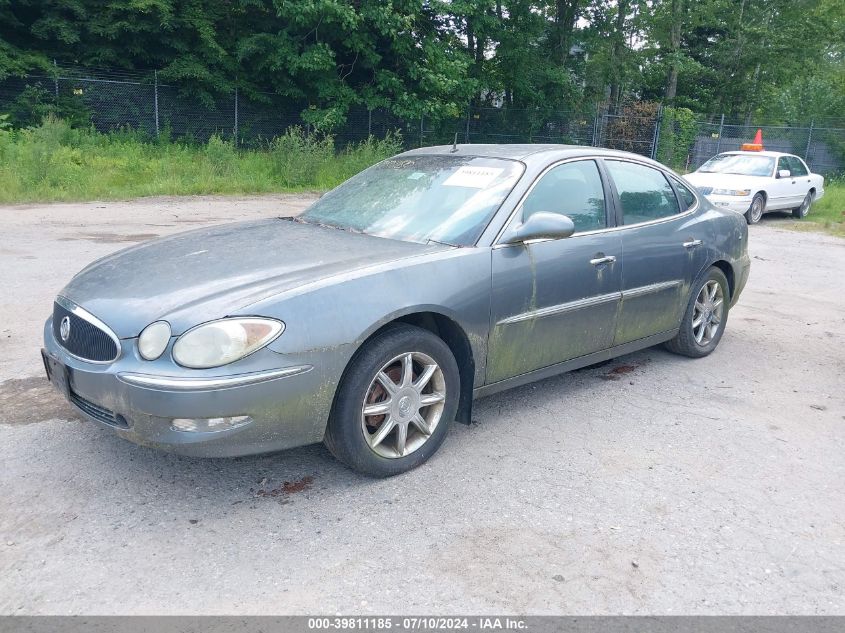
left=2, top=64, right=844, bottom=176
left=687, top=117, right=843, bottom=175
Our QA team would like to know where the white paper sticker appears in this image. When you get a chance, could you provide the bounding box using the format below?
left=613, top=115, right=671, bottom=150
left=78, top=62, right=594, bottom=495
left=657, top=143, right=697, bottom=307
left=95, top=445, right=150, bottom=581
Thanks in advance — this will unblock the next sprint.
left=443, top=166, right=504, bottom=188
left=407, top=172, right=426, bottom=180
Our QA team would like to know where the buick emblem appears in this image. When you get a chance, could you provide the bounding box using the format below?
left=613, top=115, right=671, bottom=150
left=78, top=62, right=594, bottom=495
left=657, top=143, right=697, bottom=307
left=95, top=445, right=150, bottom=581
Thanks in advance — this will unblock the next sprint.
left=59, top=316, right=71, bottom=341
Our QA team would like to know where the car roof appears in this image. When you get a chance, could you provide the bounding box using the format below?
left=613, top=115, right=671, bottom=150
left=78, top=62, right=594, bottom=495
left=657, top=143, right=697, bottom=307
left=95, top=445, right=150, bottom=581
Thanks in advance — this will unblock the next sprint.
left=398, top=143, right=671, bottom=168
left=721, top=150, right=797, bottom=159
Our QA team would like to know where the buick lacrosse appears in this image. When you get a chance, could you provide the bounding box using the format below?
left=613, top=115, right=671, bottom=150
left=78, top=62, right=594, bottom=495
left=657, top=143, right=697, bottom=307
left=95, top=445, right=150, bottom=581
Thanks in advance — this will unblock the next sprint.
left=43, top=144, right=750, bottom=476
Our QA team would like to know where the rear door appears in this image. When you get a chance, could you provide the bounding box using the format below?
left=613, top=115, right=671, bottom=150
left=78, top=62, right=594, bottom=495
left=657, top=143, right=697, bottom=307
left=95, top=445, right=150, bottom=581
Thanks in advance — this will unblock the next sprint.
left=487, top=159, right=622, bottom=383
left=602, top=159, right=704, bottom=346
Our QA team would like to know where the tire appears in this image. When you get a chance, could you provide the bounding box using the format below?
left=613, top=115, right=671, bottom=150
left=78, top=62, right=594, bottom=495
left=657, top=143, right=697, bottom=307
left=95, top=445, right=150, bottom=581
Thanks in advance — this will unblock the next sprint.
left=664, top=266, right=730, bottom=358
left=324, top=324, right=460, bottom=477
left=792, top=191, right=813, bottom=219
left=745, top=193, right=765, bottom=224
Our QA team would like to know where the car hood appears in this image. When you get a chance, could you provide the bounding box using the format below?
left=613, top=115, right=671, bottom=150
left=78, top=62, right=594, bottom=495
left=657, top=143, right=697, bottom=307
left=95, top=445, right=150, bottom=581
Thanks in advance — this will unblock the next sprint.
left=684, top=172, right=769, bottom=190
left=60, top=218, right=445, bottom=338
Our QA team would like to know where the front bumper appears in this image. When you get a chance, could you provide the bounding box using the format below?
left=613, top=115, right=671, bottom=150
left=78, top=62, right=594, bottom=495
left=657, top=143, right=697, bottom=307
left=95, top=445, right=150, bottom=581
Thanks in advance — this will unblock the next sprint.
left=705, top=195, right=753, bottom=214
left=42, top=318, right=337, bottom=457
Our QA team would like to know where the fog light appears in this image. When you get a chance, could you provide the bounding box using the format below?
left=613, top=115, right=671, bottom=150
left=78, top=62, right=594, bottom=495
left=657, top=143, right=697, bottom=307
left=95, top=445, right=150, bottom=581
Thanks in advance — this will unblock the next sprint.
left=171, top=415, right=252, bottom=433
left=138, top=321, right=171, bottom=360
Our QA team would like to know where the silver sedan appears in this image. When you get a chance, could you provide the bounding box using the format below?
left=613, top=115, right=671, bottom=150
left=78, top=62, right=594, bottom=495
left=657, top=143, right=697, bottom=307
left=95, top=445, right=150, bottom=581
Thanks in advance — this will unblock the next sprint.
left=42, top=145, right=750, bottom=476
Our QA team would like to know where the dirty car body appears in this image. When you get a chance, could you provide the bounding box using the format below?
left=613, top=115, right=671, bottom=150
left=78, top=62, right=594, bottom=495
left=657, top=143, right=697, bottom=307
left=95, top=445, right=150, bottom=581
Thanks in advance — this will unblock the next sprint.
left=42, top=145, right=750, bottom=472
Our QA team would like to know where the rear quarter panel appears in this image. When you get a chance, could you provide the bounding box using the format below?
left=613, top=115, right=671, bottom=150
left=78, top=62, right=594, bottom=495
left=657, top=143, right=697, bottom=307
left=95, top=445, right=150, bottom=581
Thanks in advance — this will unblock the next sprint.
left=696, top=202, right=749, bottom=301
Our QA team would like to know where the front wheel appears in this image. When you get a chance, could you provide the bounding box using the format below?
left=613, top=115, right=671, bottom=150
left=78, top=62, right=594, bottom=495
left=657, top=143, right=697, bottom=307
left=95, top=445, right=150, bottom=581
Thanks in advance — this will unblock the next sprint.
left=324, top=324, right=460, bottom=477
left=745, top=193, right=765, bottom=224
left=792, top=192, right=813, bottom=219
left=665, top=267, right=730, bottom=358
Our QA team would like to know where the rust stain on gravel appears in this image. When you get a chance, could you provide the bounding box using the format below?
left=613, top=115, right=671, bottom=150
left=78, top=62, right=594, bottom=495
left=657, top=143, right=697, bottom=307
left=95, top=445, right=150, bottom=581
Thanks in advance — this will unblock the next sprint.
left=0, top=377, right=82, bottom=425
left=59, top=232, right=160, bottom=243
left=254, top=476, right=315, bottom=498
left=601, top=361, right=648, bottom=381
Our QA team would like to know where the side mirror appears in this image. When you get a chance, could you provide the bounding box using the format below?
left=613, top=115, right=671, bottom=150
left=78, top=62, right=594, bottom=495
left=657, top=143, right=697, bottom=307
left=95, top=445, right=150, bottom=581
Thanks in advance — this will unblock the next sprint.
left=501, top=212, right=575, bottom=244
left=778, top=169, right=791, bottom=179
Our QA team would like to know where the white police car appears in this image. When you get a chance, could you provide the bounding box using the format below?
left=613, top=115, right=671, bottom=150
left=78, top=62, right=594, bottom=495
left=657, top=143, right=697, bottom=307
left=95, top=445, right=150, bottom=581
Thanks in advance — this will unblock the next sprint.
left=685, top=151, right=825, bottom=225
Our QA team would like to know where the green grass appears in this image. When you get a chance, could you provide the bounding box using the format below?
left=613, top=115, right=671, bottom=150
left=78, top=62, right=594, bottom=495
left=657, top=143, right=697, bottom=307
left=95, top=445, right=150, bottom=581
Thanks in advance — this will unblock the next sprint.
left=801, top=179, right=845, bottom=237
left=0, top=117, right=402, bottom=203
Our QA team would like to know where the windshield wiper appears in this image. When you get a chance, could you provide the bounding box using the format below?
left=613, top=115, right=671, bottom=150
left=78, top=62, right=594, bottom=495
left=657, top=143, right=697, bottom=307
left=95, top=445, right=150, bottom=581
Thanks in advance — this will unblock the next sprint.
left=278, top=215, right=364, bottom=234
left=426, top=238, right=459, bottom=247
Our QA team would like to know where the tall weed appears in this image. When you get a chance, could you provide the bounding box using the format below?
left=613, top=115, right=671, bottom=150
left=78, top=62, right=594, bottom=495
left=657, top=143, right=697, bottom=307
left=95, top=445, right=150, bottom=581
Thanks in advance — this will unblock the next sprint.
left=0, top=118, right=401, bottom=203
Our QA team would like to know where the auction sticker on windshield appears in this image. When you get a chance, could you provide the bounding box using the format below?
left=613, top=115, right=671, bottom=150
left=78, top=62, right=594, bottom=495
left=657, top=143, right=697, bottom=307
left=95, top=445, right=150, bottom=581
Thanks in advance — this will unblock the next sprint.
left=443, top=166, right=504, bottom=188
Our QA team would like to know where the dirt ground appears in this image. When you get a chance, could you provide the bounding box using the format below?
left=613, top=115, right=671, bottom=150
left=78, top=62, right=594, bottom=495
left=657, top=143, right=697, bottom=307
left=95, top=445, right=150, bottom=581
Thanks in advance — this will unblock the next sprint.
left=1, top=195, right=843, bottom=615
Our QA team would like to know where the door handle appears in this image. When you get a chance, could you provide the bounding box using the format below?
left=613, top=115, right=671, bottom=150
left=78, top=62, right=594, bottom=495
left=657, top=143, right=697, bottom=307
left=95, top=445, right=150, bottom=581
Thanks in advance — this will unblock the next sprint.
left=590, top=255, right=616, bottom=266
left=683, top=239, right=702, bottom=248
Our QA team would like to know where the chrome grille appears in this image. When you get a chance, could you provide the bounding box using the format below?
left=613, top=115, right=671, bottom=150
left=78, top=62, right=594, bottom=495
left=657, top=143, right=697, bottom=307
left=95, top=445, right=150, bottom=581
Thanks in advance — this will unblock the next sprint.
left=53, top=298, right=120, bottom=363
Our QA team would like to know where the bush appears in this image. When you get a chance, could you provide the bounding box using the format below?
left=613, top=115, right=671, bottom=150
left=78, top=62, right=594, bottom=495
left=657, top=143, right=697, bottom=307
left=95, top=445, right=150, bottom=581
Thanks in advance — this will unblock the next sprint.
left=657, top=107, right=698, bottom=171
left=269, top=127, right=335, bottom=187
left=7, top=84, right=91, bottom=128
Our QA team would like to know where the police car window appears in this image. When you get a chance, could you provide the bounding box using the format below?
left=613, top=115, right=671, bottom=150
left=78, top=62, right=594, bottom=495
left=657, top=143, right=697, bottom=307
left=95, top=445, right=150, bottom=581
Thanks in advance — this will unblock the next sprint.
left=788, top=156, right=808, bottom=176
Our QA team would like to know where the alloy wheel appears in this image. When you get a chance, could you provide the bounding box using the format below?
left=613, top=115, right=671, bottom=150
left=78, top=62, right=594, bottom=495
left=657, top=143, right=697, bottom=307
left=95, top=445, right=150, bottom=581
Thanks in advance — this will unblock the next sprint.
left=692, top=280, right=724, bottom=346
left=361, top=352, right=446, bottom=458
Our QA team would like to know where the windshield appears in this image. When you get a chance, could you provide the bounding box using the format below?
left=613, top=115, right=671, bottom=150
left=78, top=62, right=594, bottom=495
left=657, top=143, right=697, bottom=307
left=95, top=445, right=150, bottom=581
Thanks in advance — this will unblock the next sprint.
left=698, top=153, right=775, bottom=177
left=300, top=155, right=524, bottom=246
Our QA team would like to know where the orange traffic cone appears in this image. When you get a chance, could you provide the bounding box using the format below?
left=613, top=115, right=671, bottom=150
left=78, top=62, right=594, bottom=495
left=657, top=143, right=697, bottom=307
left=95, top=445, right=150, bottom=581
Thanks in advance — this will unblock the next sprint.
left=741, top=129, right=764, bottom=151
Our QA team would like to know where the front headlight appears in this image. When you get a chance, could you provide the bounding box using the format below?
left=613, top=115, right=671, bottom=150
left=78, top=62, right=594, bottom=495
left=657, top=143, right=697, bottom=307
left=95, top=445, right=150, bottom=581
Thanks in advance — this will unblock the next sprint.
left=172, top=317, right=284, bottom=369
left=711, top=188, right=751, bottom=196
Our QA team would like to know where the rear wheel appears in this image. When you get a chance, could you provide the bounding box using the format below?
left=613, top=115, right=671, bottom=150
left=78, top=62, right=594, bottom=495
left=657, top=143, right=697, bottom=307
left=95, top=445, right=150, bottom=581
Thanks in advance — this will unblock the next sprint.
left=745, top=193, right=765, bottom=224
left=324, top=324, right=459, bottom=477
left=665, top=267, right=730, bottom=358
left=792, top=192, right=813, bottom=219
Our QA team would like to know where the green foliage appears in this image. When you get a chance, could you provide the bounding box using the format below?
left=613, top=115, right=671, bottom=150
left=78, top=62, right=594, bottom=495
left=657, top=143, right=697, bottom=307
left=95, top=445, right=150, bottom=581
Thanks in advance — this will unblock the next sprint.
left=0, top=118, right=401, bottom=203
left=1, top=0, right=844, bottom=131
left=6, top=84, right=91, bottom=128
left=657, top=106, right=698, bottom=170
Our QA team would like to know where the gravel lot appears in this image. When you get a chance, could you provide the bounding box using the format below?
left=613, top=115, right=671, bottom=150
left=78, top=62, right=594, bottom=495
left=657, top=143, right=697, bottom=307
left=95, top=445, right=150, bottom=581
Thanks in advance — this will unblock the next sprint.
left=1, top=196, right=843, bottom=615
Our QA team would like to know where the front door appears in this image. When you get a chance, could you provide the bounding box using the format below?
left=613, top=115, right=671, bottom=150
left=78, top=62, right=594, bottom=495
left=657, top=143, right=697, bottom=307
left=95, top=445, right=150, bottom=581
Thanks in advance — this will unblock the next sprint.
left=487, top=159, right=623, bottom=384
left=602, top=159, right=702, bottom=345
left=769, top=156, right=801, bottom=210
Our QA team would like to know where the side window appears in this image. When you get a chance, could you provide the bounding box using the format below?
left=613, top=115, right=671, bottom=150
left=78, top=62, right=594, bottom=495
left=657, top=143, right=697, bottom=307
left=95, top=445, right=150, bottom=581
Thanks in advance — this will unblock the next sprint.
left=788, top=156, right=808, bottom=176
left=777, top=157, right=792, bottom=176
left=673, top=178, right=697, bottom=211
left=605, top=161, right=680, bottom=224
left=521, top=160, right=607, bottom=233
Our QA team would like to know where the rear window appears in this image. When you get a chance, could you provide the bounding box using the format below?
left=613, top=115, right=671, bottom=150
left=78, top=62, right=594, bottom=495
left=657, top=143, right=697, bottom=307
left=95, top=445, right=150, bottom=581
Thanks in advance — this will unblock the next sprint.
left=606, top=160, right=680, bottom=224
left=673, top=178, right=698, bottom=210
